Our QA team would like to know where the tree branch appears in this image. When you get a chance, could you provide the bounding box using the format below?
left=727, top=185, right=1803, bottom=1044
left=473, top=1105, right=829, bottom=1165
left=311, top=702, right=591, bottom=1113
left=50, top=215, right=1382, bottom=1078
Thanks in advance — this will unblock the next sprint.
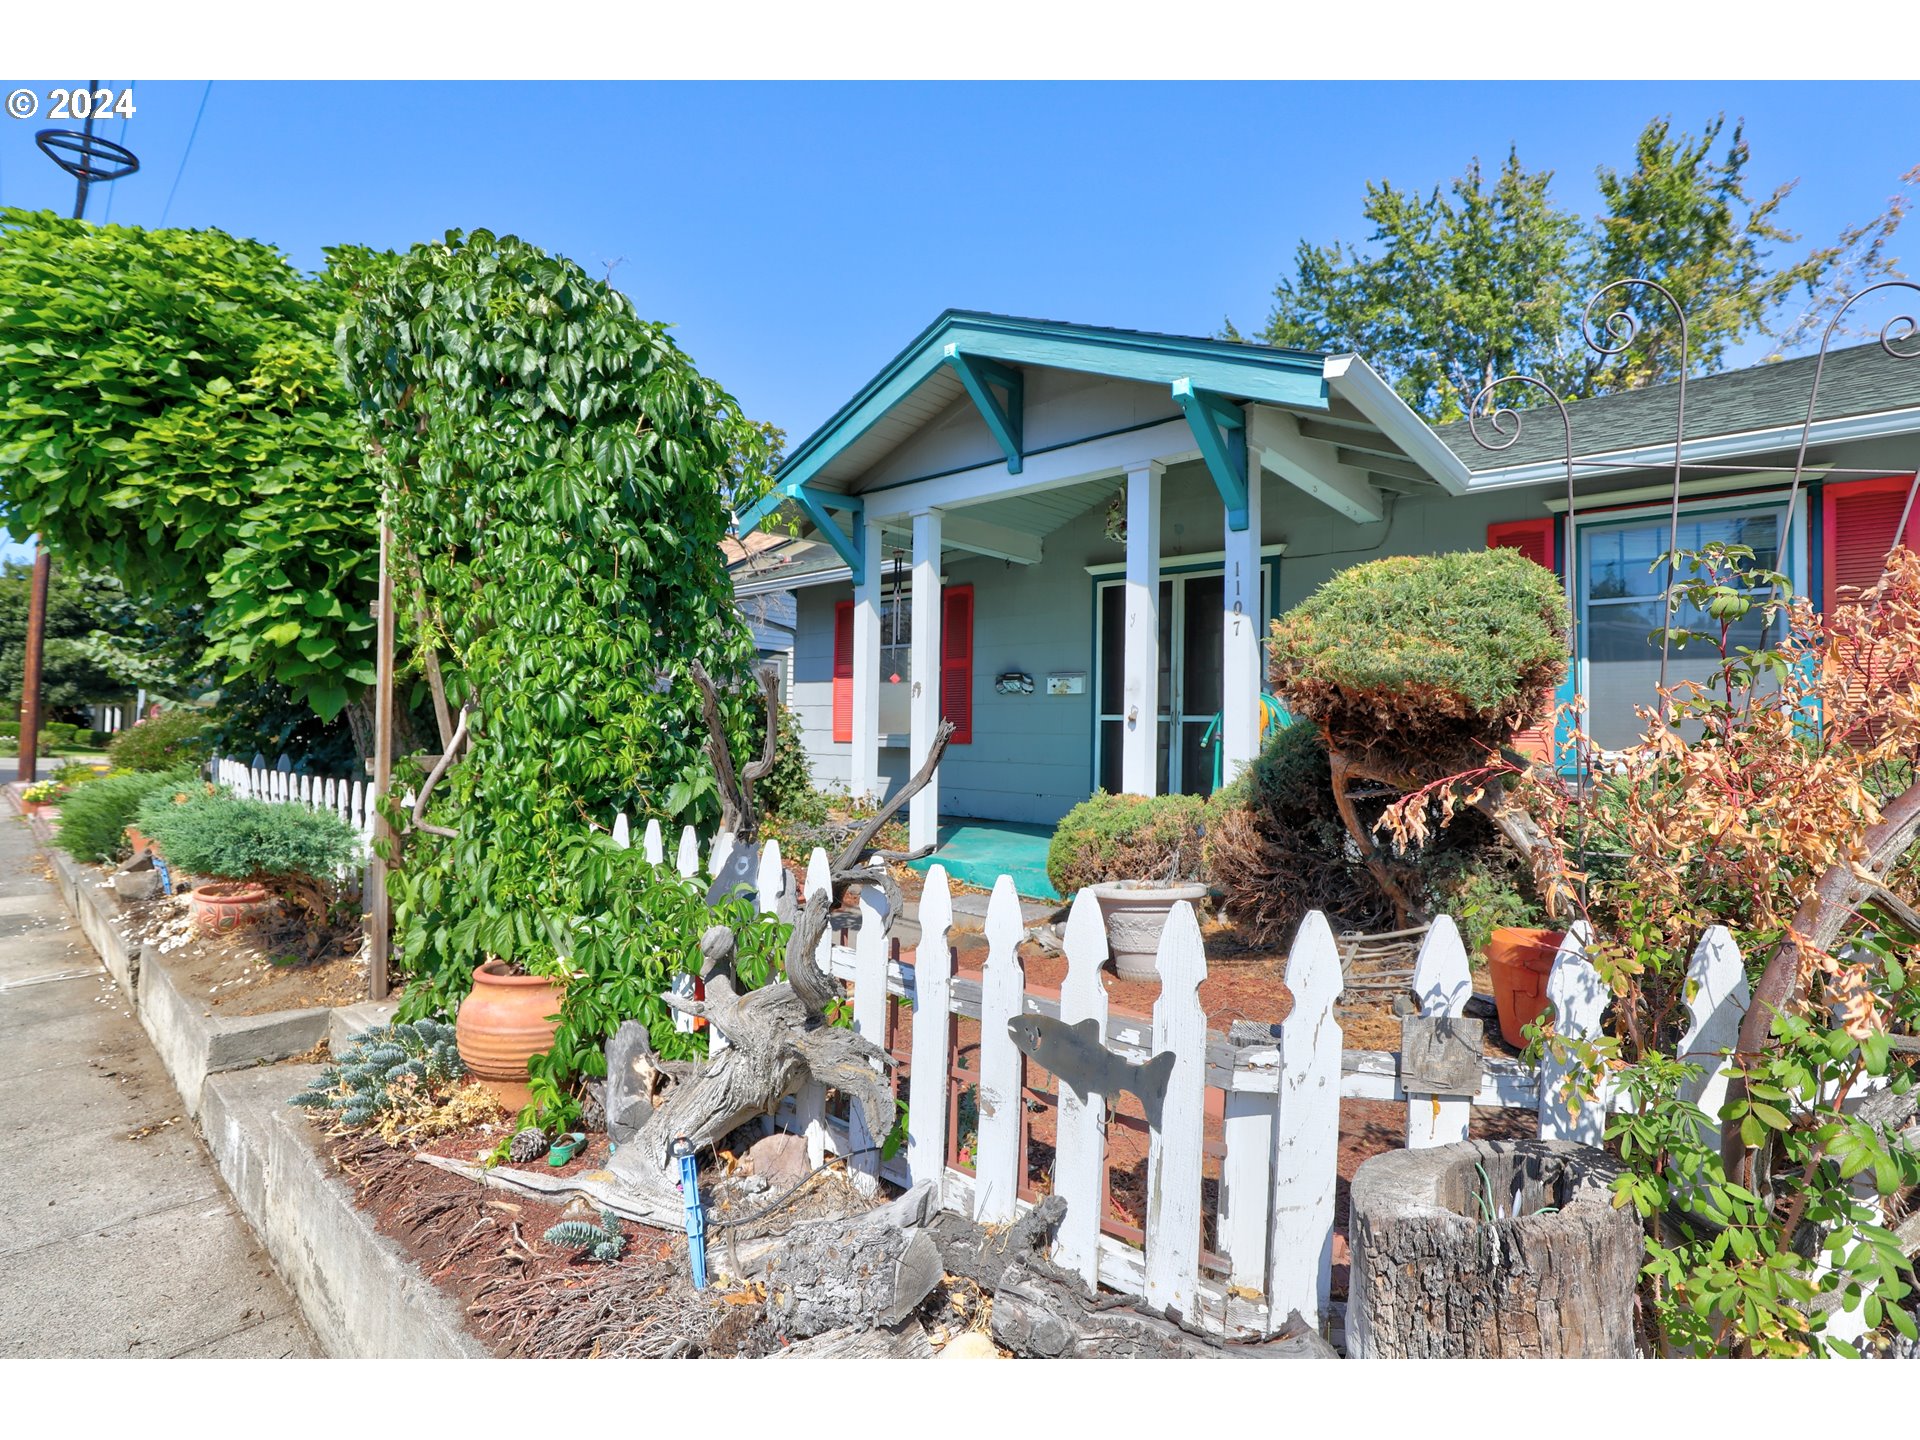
left=408, top=699, right=474, bottom=840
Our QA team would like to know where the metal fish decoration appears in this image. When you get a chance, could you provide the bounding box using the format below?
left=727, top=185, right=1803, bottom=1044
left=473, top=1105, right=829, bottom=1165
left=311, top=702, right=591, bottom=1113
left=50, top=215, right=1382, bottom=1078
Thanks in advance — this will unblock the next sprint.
left=1007, top=1014, right=1176, bottom=1131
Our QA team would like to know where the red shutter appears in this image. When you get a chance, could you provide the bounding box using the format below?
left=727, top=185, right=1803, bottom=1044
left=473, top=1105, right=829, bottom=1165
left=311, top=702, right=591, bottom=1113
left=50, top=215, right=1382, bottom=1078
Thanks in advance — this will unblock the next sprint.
left=831, top=600, right=854, bottom=744
left=1487, top=517, right=1556, bottom=571
left=940, top=584, right=973, bottom=745
left=1488, top=518, right=1559, bottom=762
left=1822, top=475, right=1920, bottom=735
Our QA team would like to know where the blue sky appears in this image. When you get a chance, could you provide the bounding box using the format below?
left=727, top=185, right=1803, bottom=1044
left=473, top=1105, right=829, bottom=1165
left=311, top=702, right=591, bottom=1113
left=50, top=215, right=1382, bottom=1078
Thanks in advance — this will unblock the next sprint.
left=1, top=80, right=1916, bottom=559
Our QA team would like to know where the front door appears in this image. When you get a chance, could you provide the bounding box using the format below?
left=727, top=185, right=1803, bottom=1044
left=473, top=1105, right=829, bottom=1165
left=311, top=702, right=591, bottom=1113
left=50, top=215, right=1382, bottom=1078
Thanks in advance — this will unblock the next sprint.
left=1096, top=567, right=1265, bottom=797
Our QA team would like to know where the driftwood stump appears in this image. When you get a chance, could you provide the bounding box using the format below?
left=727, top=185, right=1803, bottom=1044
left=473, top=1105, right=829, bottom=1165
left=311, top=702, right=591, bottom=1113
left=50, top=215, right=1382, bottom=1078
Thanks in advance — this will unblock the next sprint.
left=765, top=1220, right=945, bottom=1337
left=1346, top=1138, right=1641, bottom=1358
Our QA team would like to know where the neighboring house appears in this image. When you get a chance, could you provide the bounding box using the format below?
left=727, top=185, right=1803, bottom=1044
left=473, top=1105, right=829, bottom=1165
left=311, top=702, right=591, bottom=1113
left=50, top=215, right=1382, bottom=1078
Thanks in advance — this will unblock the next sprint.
left=730, top=310, right=1920, bottom=848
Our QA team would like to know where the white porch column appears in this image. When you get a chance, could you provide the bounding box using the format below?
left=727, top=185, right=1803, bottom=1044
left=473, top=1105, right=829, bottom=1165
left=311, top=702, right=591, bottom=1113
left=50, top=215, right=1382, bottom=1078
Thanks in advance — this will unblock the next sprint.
left=909, top=509, right=943, bottom=852
left=850, top=515, right=883, bottom=803
left=1221, top=460, right=1264, bottom=785
left=1121, top=462, right=1163, bottom=796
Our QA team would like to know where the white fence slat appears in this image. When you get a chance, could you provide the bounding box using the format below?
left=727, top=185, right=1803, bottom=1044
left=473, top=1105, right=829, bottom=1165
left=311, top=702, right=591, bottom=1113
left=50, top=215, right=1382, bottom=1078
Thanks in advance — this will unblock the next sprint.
left=642, top=818, right=664, bottom=866
left=709, top=830, right=733, bottom=881
left=1051, top=887, right=1110, bottom=1289
left=1220, top=1089, right=1276, bottom=1294
left=1537, top=922, right=1606, bottom=1144
left=906, top=864, right=954, bottom=1198
left=1143, top=901, right=1208, bottom=1318
left=1268, top=910, right=1343, bottom=1330
left=676, top=826, right=699, bottom=879
left=1677, top=925, right=1747, bottom=1141
left=1407, top=915, right=1474, bottom=1149
left=847, top=884, right=890, bottom=1197
left=755, top=839, right=784, bottom=916
left=971, top=875, right=1026, bottom=1225
left=794, top=847, right=835, bottom=1169
left=612, top=812, right=630, bottom=849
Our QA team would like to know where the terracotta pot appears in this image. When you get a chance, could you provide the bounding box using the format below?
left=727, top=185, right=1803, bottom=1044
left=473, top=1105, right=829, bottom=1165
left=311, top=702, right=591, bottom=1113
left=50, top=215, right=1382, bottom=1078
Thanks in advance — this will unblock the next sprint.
left=1484, top=926, right=1567, bottom=1048
left=1090, top=880, right=1210, bottom=982
left=22, top=800, right=50, bottom=818
left=125, top=825, right=151, bottom=858
left=189, top=880, right=271, bottom=934
left=455, top=961, right=566, bottom=1111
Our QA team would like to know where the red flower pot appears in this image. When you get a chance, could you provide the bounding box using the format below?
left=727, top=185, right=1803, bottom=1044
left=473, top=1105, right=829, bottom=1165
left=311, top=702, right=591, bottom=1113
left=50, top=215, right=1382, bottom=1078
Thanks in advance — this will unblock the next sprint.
left=455, top=961, right=566, bottom=1112
left=189, top=881, right=271, bottom=934
left=1484, top=926, right=1567, bottom=1048
left=125, top=825, right=152, bottom=858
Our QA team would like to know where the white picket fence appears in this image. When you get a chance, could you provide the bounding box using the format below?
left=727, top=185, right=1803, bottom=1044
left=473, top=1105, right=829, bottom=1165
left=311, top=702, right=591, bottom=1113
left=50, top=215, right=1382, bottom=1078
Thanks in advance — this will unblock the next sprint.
left=209, top=754, right=377, bottom=838
left=602, top=812, right=1798, bottom=1341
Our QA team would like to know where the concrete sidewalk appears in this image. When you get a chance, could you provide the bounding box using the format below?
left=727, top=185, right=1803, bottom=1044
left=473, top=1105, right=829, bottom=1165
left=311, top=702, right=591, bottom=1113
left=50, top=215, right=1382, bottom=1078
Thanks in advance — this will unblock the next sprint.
left=0, top=807, right=316, bottom=1358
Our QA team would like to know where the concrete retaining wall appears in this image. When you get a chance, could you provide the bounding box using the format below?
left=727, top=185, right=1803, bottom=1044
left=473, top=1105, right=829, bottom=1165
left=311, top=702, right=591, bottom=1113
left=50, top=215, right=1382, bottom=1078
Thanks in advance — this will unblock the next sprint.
left=44, top=848, right=333, bottom=1118
left=202, top=1067, right=491, bottom=1358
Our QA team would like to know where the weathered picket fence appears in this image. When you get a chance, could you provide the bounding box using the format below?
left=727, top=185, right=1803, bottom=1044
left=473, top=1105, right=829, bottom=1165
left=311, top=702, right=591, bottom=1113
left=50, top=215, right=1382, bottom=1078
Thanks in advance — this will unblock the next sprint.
left=208, top=753, right=377, bottom=838
left=600, top=813, right=1790, bottom=1341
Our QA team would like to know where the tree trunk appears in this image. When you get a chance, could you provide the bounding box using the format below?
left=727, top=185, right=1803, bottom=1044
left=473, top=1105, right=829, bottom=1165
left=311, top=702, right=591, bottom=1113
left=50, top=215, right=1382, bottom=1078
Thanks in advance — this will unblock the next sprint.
left=764, top=1220, right=944, bottom=1337
left=989, top=1260, right=1232, bottom=1359
left=1346, top=1139, right=1641, bottom=1358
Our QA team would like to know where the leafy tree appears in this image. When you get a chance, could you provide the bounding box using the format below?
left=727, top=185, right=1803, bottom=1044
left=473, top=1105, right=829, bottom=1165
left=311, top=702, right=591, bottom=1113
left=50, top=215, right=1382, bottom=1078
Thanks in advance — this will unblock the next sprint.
left=339, top=228, right=780, bottom=1078
left=0, top=558, right=128, bottom=718
left=0, top=210, right=380, bottom=727
left=1247, top=116, right=1912, bottom=421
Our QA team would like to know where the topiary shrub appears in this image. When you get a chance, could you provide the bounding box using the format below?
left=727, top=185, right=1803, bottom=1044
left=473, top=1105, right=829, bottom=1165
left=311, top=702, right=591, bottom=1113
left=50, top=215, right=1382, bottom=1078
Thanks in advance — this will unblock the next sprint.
left=108, top=708, right=214, bottom=772
left=1267, top=548, right=1568, bottom=777
left=54, top=766, right=200, bottom=863
left=134, top=786, right=361, bottom=884
left=1046, top=791, right=1210, bottom=897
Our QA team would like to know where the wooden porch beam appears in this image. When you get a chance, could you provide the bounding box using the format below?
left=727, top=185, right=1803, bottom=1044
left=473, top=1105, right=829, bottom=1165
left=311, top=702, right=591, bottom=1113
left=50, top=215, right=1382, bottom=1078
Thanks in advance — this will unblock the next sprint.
left=1172, top=378, right=1249, bottom=531
left=1248, top=406, right=1385, bottom=525
left=942, top=346, right=1024, bottom=474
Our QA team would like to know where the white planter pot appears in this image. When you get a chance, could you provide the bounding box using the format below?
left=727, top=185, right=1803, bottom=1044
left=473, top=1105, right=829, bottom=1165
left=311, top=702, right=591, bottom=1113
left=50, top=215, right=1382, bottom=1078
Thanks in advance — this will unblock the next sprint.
left=1090, top=880, right=1209, bottom=982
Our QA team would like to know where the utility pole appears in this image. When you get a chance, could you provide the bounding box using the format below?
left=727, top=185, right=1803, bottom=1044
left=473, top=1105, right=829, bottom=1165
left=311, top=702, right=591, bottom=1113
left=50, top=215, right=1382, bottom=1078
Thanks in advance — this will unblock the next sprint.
left=16, top=85, right=139, bottom=782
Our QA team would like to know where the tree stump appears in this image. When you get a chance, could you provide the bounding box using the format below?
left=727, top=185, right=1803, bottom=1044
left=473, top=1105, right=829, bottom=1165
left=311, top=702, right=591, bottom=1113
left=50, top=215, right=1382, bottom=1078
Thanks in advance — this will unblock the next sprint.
left=1346, top=1138, right=1641, bottom=1358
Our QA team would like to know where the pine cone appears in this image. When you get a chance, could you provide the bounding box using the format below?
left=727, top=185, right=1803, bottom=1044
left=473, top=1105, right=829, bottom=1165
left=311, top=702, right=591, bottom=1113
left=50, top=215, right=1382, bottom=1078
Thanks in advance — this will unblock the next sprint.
left=508, top=1126, right=550, bottom=1164
left=578, top=1084, right=606, bottom=1135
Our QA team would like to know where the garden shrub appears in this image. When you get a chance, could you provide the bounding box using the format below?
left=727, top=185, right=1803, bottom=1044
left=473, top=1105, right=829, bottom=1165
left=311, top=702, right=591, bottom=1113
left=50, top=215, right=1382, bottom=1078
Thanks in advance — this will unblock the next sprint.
left=1268, top=547, right=1569, bottom=775
left=108, top=708, right=213, bottom=772
left=1206, top=722, right=1393, bottom=944
left=54, top=766, right=199, bottom=863
left=134, top=786, right=361, bottom=883
left=755, top=705, right=828, bottom=829
left=1046, top=791, right=1209, bottom=896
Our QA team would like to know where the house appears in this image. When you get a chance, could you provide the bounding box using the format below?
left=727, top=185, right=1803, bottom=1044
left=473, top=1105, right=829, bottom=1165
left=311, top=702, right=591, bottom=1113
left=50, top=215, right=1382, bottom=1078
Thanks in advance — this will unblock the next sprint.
left=730, top=310, right=1920, bottom=861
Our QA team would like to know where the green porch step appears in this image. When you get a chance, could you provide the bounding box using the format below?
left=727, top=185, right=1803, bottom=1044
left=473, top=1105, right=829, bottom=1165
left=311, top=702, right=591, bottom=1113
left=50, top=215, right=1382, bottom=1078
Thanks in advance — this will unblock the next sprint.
left=905, top=819, right=1060, bottom=902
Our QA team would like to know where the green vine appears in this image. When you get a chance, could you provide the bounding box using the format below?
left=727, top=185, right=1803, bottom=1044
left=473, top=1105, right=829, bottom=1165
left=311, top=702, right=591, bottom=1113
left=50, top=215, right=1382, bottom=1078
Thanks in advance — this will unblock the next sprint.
left=339, top=229, right=782, bottom=1120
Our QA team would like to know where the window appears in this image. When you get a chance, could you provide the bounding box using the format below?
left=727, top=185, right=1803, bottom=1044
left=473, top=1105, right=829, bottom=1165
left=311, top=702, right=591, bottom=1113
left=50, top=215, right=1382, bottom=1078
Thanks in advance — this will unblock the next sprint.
left=1578, top=504, right=1784, bottom=749
left=830, top=586, right=974, bottom=745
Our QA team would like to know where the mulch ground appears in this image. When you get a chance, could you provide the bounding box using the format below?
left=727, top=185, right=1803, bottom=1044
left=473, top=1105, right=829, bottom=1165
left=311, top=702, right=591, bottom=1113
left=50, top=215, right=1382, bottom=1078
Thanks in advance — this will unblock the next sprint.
left=106, top=877, right=368, bottom=1015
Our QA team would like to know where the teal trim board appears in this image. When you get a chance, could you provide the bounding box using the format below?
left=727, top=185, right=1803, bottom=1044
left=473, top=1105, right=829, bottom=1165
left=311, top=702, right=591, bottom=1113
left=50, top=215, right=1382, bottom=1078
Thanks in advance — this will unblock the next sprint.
left=906, top=819, right=1060, bottom=902
left=942, top=346, right=1024, bottom=473
left=1171, top=378, right=1249, bottom=530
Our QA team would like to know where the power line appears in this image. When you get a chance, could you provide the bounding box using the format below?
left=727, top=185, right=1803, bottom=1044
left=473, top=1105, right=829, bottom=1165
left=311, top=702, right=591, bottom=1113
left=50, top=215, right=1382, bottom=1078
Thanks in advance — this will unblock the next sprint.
left=102, top=81, right=133, bottom=225
left=158, top=81, right=212, bottom=228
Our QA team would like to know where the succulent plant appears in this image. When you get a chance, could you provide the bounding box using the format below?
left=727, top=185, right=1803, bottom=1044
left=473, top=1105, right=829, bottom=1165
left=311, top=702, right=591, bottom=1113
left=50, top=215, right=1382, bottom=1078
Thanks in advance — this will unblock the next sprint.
left=543, top=1208, right=626, bottom=1263
left=289, top=1019, right=466, bottom=1127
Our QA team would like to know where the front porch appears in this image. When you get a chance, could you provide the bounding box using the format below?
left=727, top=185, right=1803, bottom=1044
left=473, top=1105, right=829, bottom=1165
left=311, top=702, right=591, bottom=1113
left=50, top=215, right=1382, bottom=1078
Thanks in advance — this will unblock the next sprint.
left=743, top=312, right=1473, bottom=848
left=904, top=818, right=1059, bottom=901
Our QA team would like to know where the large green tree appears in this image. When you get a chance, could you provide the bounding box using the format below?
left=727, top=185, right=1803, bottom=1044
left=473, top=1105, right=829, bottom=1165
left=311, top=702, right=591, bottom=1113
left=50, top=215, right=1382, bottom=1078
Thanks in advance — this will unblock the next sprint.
left=0, top=210, right=380, bottom=731
left=1246, top=116, right=1912, bottom=422
left=0, top=559, right=128, bottom=719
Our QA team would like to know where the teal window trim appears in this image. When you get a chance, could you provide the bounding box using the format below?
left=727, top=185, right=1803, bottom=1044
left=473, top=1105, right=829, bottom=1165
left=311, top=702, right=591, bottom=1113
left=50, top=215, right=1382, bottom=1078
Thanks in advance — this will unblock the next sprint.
left=1567, top=491, right=1804, bottom=761
left=1171, top=378, right=1249, bottom=531
left=942, top=346, right=1023, bottom=473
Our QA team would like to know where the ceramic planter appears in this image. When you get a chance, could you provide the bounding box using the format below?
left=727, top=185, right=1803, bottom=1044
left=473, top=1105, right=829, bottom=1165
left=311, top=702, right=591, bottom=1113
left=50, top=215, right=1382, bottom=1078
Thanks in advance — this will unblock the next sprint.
left=125, top=825, right=151, bottom=858
left=189, top=880, right=271, bottom=934
left=1484, top=926, right=1566, bottom=1048
left=1090, top=880, right=1210, bottom=982
left=455, top=961, right=566, bottom=1111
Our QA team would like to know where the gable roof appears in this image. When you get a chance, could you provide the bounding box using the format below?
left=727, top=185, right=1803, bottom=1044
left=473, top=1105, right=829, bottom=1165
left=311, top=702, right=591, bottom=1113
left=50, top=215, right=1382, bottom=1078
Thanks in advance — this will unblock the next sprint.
left=739, top=310, right=1330, bottom=524
left=1433, top=341, right=1920, bottom=483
